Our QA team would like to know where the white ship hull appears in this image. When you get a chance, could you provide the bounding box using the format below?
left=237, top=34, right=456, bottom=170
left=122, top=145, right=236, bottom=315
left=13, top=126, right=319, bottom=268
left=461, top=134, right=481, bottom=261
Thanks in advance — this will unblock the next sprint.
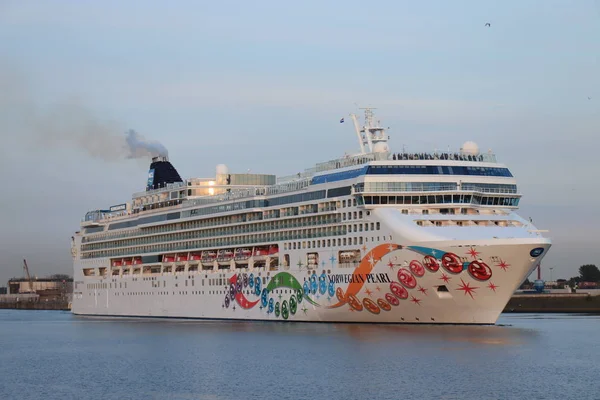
left=72, top=108, right=551, bottom=325
left=72, top=238, right=549, bottom=324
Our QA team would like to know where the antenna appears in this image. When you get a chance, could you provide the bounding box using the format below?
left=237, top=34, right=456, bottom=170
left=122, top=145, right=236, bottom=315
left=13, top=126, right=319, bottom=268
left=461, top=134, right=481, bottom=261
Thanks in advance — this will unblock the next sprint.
left=349, top=113, right=366, bottom=153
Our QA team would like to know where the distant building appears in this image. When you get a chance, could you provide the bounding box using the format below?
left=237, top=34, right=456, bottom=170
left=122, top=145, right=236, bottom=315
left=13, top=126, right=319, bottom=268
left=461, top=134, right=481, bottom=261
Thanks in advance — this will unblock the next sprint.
left=8, top=277, right=73, bottom=295
left=0, top=287, right=7, bottom=295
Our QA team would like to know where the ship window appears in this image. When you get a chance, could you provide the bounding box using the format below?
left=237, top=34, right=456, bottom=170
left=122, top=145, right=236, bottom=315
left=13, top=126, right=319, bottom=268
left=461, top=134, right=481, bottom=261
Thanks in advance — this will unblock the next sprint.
left=353, top=199, right=357, bottom=207
left=376, top=222, right=380, bottom=230
left=343, top=200, right=346, bottom=207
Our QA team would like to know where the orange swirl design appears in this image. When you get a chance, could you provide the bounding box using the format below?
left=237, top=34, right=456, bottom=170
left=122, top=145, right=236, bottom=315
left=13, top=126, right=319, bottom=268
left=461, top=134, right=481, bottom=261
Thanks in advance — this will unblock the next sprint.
left=326, top=244, right=398, bottom=309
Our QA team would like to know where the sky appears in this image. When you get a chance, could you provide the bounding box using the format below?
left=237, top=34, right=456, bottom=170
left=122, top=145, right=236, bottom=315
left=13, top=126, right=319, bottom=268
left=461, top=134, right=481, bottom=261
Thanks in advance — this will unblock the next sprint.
left=0, top=0, right=599, bottom=285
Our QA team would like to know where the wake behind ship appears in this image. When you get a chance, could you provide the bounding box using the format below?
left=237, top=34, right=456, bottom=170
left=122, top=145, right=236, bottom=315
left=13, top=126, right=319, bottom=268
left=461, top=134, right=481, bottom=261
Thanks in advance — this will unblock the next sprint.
left=71, top=109, right=550, bottom=324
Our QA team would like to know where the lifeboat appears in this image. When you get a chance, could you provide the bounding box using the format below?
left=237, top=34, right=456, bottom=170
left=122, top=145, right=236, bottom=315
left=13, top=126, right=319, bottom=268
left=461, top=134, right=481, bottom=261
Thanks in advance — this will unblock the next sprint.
left=201, top=251, right=217, bottom=266
left=235, top=248, right=252, bottom=261
left=132, top=257, right=142, bottom=265
left=190, top=252, right=202, bottom=261
left=268, top=245, right=279, bottom=255
left=253, top=246, right=269, bottom=259
left=112, top=259, right=123, bottom=267
left=123, top=258, right=133, bottom=266
left=217, top=249, right=234, bottom=264
left=176, top=253, right=189, bottom=262
left=162, top=254, right=176, bottom=263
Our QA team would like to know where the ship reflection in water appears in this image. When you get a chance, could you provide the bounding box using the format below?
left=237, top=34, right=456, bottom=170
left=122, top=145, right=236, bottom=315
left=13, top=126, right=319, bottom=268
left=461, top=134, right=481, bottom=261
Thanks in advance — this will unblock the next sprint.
left=2, top=311, right=599, bottom=400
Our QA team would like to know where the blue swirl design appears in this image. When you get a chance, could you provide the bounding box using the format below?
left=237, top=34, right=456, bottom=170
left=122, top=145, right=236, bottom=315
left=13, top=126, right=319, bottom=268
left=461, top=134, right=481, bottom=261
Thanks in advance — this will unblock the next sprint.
left=249, top=273, right=255, bottom=288
left=303, top=281, right=310, bottom=296
left=255, top=277, right=261, bottom=296
left=268, top=298, right=274, bottom=313
left=261, top=288, right=269, bottom=307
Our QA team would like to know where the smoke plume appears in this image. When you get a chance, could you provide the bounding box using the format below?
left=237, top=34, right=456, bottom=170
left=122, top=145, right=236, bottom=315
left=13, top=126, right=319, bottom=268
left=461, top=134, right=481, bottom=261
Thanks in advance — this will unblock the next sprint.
left=125, top=129, right=168, bottom=159
left=0, top=66, right=168, bottom=161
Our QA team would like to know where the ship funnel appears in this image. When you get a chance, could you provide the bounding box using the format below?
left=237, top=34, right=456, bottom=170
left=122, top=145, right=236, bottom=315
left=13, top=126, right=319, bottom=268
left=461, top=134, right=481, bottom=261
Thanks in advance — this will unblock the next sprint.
left=146, top=157, right=183, bottom=191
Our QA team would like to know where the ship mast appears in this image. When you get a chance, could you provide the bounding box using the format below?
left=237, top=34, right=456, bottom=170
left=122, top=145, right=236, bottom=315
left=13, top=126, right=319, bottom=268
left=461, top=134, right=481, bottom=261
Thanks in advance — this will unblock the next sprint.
left=349, top=107, right=390, bottom=157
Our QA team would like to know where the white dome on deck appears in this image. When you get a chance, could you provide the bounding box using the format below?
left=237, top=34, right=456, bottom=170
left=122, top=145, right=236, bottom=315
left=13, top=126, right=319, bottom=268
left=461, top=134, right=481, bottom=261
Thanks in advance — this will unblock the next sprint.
left=460, top=141, right=480, bottom=156
left=373, top=142, right=389, bottom=153
left=216, top=164, right=229, bottom=176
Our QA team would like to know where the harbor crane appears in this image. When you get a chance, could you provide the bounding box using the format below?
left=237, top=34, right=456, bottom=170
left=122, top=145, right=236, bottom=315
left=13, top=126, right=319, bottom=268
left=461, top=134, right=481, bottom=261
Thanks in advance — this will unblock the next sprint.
left=22, top=259, right=34, bottom=293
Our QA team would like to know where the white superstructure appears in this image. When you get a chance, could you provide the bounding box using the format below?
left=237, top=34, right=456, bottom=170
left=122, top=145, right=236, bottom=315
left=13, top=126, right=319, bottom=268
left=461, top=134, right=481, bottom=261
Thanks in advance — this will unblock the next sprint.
left=71, top=109, right=551, bottom=324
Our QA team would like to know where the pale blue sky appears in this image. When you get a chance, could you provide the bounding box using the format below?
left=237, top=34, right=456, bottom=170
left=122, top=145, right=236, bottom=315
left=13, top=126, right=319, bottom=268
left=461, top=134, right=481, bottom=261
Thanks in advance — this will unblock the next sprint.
left=0, top=0, right=599, bottom=284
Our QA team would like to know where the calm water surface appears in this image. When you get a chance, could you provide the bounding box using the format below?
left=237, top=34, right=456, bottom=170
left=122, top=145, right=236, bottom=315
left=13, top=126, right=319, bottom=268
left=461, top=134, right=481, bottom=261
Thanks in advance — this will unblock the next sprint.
left=0, top=311, right=598, bottom=400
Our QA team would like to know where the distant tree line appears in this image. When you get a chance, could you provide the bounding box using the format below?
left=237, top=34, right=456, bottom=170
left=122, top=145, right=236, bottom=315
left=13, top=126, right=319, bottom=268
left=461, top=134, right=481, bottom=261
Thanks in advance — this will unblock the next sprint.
left=521, top=264, right=600, bottom=289
left=567, top=264, right=600, bottom=288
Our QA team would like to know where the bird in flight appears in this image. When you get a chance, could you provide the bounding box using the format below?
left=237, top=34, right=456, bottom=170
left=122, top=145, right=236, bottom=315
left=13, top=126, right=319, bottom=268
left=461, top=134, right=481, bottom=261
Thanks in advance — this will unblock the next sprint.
left=485, top=22, right=491, bottom=27
left=588, top=97, right=592, bottom=100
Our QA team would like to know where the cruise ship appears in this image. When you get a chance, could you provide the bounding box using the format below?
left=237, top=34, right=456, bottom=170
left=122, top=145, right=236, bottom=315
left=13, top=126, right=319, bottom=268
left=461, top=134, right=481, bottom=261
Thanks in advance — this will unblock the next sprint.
left=71, top=108, right=550, bottom=324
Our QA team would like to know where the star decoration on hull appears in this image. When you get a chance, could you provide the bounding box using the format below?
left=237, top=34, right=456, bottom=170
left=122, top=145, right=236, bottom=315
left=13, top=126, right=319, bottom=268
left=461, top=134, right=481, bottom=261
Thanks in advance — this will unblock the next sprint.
left=439, top=273, right=451, bottom=284
left=410, top=296, right=422, bottom=305
left=387, top=261, right=395, bottom=271
left=368, top=254, right=376, bottom=266
left=375, top=285, right=381, bottom=292
left=301, top=306, right=308, bottom=315
left=417, top=286, right=428, bottom=295
left=466, top=247, right=480, bottom=259
left=496, top=260, right=510, bottom=271
left=457, top=279, right=479, bottom=299
left=487, top=282, right=498, bottom=292
left=365, top=288, right=373, bottom=297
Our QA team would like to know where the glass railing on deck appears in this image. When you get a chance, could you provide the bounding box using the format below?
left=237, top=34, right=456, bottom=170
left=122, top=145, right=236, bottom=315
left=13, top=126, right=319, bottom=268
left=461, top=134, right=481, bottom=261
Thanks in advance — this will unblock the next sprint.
left=391, top=152, right=497, bottom=163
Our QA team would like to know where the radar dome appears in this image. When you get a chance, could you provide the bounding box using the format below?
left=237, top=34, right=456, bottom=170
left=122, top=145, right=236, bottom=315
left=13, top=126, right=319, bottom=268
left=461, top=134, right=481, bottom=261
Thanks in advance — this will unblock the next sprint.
left=216, top=164, right=229, bottom=176
left=373, top=142, right=390, bottom=153
left=460, top=141, right=480, bottom=156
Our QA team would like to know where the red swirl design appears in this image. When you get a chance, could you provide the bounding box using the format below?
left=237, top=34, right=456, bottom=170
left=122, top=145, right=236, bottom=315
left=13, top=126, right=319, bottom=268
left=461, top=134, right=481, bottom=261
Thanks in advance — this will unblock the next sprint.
left=385, top=293, right=400, bottom=306
left=441, top=253, right=463, bottom=274
left=467, top=261, right=493, bottom=281
left=336, top=287, right=346, bottom=302
left=390, top=282, right=409, bottom=299
left=377, top=298, right=391, bottom=311
left=409, top=260, right=425, bottom=277
left=397, top=268, right=417, bottom=288
left=423, top=255, right=440, bottom=272
left=347, top=294, right=363, bottom=311
left=362, top=298, right=381, bottom=314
